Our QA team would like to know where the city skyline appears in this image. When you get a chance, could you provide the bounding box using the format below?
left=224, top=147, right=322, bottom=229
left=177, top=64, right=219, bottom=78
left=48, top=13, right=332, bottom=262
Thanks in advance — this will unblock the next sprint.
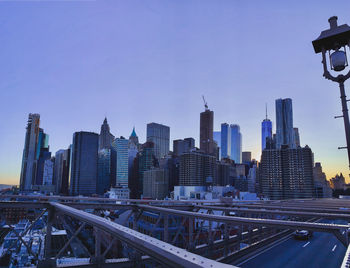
left=1, top=1, right=350, bottom=185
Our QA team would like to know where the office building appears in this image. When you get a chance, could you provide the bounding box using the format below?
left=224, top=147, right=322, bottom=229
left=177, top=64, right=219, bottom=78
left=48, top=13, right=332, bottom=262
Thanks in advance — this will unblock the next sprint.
left=143, top=168, right=169, bottom=200
left=35, top=149, right=51, bottom=186
left=173, top=138, right=195, bottom=157
left=179, top=151, right=217, bottom=186
left=147, top=123, right=170, bottom=160
left=313, top=162, right=332, bottom=198
left=160, top=155, right=179, bottom=194
left=70, top=131, right=99, bottom=196
left=43, top=158, right=54, bottom=185
left=20, top=113, right=41, bottom=191
left=129, top=141, right=157, bottom=198
left=294, top=128, right=300, bottom=147
left=97, top=148, right=112, bottom=195
left=217, top=161, right=231, bottom=186
left=275, top=98, right=295, bottom=149
left=260, top=145, right=314, bottom=200
left=34, top=128, right=50, bottom=186
left=220, top=123, right=231, bottom=159
left=129, top=127, right=139, bottom=147
left=128, top=128, right=139, bottom=182
left=230, top=124, right=242, bottom=163
left=242, top=152, right=252, bottom=163
left=213, top=131, right=221, bottom=158
left=262, top=110, right=272, bottom=151
left=99, top=117, right=115, bottom=150
left=54, top=148, right=70, bottom=195
left=247, top=164, right=257, bottom=193
left=112, top=137, right=129, bottom=187
left=200, top=108, right=215, bottom=155
left=330, top=173, right=346, bottom=190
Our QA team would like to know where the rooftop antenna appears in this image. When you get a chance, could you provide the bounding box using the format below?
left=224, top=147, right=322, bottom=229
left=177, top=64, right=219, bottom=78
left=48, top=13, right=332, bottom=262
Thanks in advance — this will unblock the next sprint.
left=265, top=103, right=268, bottom=120
left=202, top=95, right=208, bottom=110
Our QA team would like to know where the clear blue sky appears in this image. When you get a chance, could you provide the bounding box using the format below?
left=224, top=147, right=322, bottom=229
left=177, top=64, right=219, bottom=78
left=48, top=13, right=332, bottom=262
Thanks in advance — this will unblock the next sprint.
left=1, top=0, right=350, bottom=185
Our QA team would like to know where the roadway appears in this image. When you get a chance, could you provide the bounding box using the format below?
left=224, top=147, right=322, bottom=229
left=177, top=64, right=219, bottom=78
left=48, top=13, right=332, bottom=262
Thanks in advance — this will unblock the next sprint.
left=236, top=220, right=347, bottom=268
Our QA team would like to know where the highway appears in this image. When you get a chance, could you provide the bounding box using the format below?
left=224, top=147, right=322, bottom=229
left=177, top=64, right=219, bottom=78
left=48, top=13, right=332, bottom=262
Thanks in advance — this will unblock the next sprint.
left=237, top=220, right=347, bottom=268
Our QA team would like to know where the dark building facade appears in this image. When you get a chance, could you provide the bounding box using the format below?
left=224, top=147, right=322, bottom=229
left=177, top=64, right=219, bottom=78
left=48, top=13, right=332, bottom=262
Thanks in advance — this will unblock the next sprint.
left=179, top=151, right=217, bottom=186
left=129, top=141, right=158, bottom=198
left=146, top=123, right=170, bottom=160
left=97, top=148, right=112, bottom=195
left=70, top=131, right=99, bottom=196
left=20, top=113, right=41, bottom=191
left=173, top=138, right=195, bottom=157
left=275, top=98, right=295, bottom=149
left=260, top=145, right=314, bottom=200
left=200, top=109, right=215, bottom=155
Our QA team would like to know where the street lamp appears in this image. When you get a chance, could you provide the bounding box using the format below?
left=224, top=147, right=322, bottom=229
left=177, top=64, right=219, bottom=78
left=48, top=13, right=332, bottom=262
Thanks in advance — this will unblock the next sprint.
left=312, top=16, right=350, bottom=171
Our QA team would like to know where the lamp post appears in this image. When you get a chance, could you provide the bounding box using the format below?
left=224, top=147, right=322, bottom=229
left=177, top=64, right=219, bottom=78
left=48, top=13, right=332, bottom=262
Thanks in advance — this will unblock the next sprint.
left=312, top=16, right=350, bottom=172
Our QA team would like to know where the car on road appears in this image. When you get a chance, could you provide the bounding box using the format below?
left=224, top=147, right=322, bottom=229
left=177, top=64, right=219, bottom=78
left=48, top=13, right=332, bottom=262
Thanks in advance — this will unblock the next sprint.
left=293, top=230, right=312, bottom=240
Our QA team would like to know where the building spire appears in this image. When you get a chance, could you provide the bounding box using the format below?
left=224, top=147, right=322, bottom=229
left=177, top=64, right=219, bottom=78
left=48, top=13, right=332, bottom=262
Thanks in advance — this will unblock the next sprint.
left=265, top=103, right=268, bottom=120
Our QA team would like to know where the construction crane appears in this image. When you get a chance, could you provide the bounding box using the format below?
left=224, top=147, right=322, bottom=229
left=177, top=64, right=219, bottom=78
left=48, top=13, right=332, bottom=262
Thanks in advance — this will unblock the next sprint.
left=202, top=95, right=208, bottom=110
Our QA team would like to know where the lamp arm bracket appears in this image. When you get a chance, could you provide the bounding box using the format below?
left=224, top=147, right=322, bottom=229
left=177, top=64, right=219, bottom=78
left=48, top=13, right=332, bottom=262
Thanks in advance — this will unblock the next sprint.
left=343, top=69, right=350, bottom=81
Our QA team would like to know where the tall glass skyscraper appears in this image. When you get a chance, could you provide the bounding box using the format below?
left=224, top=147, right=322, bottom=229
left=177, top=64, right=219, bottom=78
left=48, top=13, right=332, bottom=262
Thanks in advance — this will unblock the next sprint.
left=275, top=98, right=295, bottom=149
left=262, top=115, right=272, bottom=151
left=112, top=137, right=129, bottom=187
left=20, top=113, right=41, bottom=191
left=70, top=131, right=99, bottom=196
left=97, top=148, right=112, bottom=195
left=220, top=123, right=231, bottom=159
left=54, top=148, right=70, bottom=195
left=230, top=124, right=242, bottom=164
left=147, top=123, right=170, bottom=160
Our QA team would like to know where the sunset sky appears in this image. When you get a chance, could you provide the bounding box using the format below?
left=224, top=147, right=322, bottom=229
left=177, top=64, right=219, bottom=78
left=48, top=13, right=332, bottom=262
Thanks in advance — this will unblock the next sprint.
left=1, top=0, right=350, bottom=185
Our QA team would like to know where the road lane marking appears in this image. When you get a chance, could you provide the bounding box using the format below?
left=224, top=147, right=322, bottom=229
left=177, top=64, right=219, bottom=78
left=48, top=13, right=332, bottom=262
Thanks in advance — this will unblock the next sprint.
left=237, top=235, right=292, bottom=266
left=302, top=242, right=310, bottom=248
left=332, top=245, right=337, bottom=252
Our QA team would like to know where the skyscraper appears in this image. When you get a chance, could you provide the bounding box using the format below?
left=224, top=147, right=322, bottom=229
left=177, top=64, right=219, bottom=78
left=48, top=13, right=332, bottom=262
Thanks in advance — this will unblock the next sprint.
left=20, top=113, right=41, bottom=191
left=97, top=148, right=112, bottom=195
left=260, top=145, right=314, bottom=200
left=143, top=168, right=169, bottom=200
left=200, top=108, right=215, bottom=155
left=213, top=131, right=221, bottom=159
left=99, top=117, right=115, bottom=150
left=173, top=138, right=195, bottom=157
left=294, top=128, right=300, bottom=147
left=54, top=148, right=70, bottom=195
left=34, top=128, right=50, bottom=185
left=261, top=108, right=272, bottom=151
left=220, top=123, right=231, bottom=159
left=275, top=98, right=295, bottom=149
left=129, top=127, right=139, bottom=147
left=230, top=124, right=242, bottom=164
left=112, top=137, right=129, bottom=187
left=147, top=123, right=170, bottom=160
left=179, top=151, right=217, bottom=186
left=128, top=127, right=139, bottom=183
left=70, top=131, right=99, bottom=196
left=242, top=151, right=252, bottom=163
left=35, top=149, right=51, bottom=186
left=137, top=141, right=157, bottom=197
left=43, top=158, right=55, bottom=185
